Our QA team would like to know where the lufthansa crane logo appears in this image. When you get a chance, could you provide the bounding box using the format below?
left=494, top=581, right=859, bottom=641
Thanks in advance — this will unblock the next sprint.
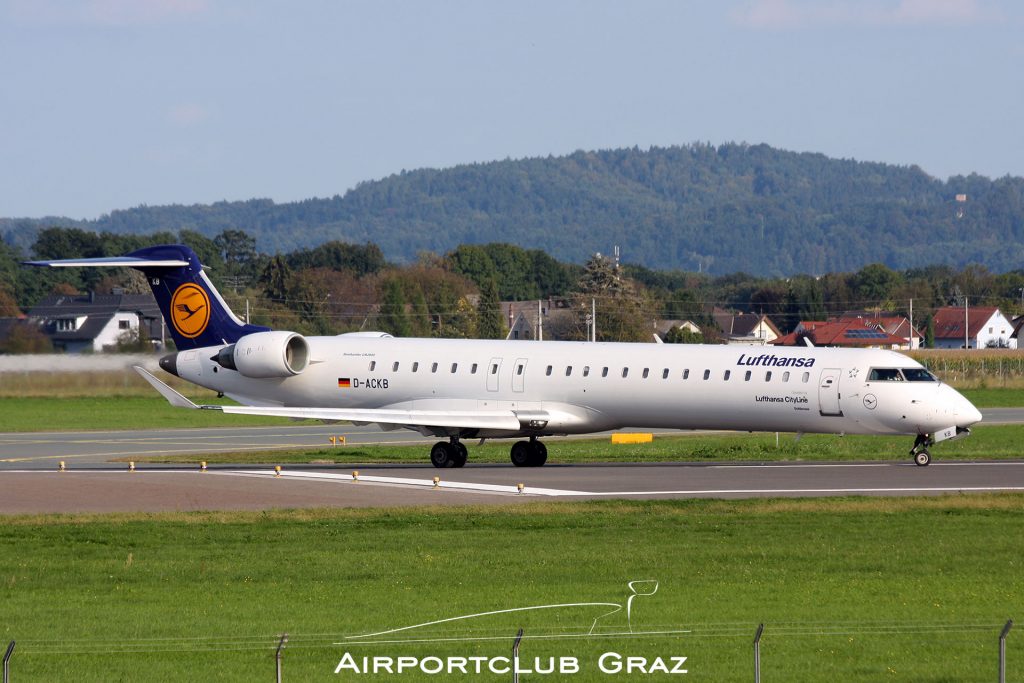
left=170, top=283, right=210, bottom=339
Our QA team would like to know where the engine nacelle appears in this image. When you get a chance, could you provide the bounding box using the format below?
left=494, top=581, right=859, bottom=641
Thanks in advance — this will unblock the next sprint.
left=215, top=331, right=309, bottom=378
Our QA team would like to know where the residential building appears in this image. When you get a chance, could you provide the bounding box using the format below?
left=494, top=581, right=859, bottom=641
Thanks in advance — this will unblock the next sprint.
left=711, top=308, right=781, bottom=345
left=931, top=306, right=1016, bottom=349
left=772, top=319, right=907, bottom=349
left=26, top=291, right=164, bottom=353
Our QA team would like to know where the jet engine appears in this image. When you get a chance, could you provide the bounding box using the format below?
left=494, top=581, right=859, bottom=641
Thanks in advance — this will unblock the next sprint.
left=215, top=331, right=310, bottom=378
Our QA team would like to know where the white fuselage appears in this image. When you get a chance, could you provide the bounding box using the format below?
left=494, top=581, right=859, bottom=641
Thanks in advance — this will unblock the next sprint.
left=172, top=337, right=981, bottom=440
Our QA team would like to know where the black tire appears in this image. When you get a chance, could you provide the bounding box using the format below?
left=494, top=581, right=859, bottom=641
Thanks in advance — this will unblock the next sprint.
left=531, top=441, right=548, bottom=467
left=914, top=449, right=931, bottom=467
left=452, top=442, right=468, bottom=468
left=510, top=441, right=532, bottom=467
left=431, top=442, right=456, bottom=468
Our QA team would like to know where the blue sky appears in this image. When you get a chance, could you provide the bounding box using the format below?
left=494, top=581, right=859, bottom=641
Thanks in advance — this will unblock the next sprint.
left=2, top=0, right=1022, bottom=218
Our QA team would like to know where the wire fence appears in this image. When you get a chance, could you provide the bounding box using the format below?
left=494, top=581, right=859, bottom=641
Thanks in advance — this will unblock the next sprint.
left=2, top=620, right=1015, bottom=682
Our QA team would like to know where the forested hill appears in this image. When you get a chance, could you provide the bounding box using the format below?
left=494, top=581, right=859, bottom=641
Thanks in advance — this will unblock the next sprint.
left=4, top=143, right=1024, bottom=276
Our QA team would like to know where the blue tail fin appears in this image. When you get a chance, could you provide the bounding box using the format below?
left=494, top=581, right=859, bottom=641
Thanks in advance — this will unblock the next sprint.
left=126, top=245, right=270, bottom=350
left=26, top=244, right=270, bottom=350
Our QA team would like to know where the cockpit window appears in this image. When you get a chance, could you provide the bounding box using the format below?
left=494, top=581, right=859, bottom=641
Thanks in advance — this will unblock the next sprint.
left=867, top=368, right=939, bottom=382
left=902, top=368, right=938, bottom=382
left=868, top=368, right=904, bottom=381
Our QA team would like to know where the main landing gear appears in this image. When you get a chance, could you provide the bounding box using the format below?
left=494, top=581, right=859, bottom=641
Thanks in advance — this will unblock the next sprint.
left=430, top=438, right=468, bottom=469
left=429, top=436, right=549, bottom=468
left=510, top=437, right=547, bottom=467
left=910, top=434, right=932, bottom=467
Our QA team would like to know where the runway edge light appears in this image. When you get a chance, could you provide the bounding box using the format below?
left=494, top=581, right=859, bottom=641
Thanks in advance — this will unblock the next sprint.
left=274, top=465, right=282, bottom=477
left=129, top=461, right=135, bottom=472
left=433, top=476, right=440, bottom=489
left=200, top=461, right=207, bottom=472
left=352, top=470, right=359, bottom=481
left=59, top=460, right=65, bottom=472
left=517, top=482, right=525, bottom=494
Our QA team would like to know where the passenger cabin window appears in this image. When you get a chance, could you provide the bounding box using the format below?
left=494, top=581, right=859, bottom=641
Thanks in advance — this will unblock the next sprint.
left=451, top=363, right=458, bottom=373
left=602, top=367, right=609, bottom=378
left=583, top=366, right=590, bottom=377
left=622, top=368, right=629, bottom=378
left=565, top=366, right=573, bottom=376
left=546, top=365, right=553, bottom=376
left=662, top=368, right=669, bottom=379
left=369, top=361, right=376, bottom=371
left=765, top=371, right=772, bottom=381
left=868, top=368, right=904, bottom=381
left=471, top=363, right=478, bottom=374
left=723, top=370, right=731, bottom=380
left=517, top=364, right=524, bottom=376
left=683, top=369, right=690, bottom=380
left=392, top=362, right=399, bottom=372
left=802, top=372, right=809, bottom=383
left=412, top=362, right=419, bottom=373
left=703, top=369, right=710, bottom=380
left=782, top=371, right=790, bottom=382
left=744, top=370, right=751, bottom=381
left=431, top=362, right=438, bottom=373
left=490, top=363, right=498, bottom=375
left=642, top=368, right=650, bottom=379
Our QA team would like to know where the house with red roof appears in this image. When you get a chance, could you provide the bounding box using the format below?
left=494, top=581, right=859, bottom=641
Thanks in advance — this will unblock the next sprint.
left=931, top=306, right=1016, bottom=349
left=771, top=319, right=907, bottom=349
left=836, top=311, right=922, bottom=349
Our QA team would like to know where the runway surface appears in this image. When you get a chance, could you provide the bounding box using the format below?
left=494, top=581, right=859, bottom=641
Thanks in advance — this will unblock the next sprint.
left=1, top=408, right=1022, bottom=513
left=3, top=460, right=1024, bottom=513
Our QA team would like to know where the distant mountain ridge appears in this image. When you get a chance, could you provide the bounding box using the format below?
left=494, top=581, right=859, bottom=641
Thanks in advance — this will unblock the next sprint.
left=3, top=143, right=1023, bottom=276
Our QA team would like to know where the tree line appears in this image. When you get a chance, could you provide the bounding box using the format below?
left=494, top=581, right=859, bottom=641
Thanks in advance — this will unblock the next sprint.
left=3, top=227, right=1024, bottom=353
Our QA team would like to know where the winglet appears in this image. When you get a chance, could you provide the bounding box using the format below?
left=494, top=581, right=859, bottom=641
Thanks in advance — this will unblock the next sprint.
left=134, top=366, right=201, bottom=409
left=652, top=334, right=664, bottom=344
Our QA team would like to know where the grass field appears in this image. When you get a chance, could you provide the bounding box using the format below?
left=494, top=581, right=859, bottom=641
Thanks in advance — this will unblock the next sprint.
left=0, top=397, right=292, bottom=432
left=114, top=423, right=1024, bottom=466
left=1, top=496, right=1021, bottom=681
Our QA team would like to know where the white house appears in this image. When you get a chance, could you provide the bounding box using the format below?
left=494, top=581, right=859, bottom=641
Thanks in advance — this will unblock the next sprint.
left=932, top=306, right=1017, bottom=349
left=27, top=291, right=164, bottom=353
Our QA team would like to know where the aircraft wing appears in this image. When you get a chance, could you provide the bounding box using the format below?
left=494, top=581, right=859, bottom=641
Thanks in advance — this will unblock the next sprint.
left=134, top=366, right=525, bottom=431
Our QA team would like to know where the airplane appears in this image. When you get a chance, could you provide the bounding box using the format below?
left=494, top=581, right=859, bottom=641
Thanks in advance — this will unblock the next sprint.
left=28, top=244, right=983, bottom=468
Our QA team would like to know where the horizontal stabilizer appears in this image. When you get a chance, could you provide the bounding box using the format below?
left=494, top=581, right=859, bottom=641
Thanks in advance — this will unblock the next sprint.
left=25, top=256, right=190, bottom=268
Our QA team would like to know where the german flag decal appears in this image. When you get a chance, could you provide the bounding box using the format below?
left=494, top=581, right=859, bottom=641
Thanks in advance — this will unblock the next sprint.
left=338, top=378, right=351, bottom=388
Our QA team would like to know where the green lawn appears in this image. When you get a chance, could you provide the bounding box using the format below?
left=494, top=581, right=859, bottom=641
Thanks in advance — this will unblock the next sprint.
left=0, top=397, right=291, bottom=432
left=1, top=497, right=1021, bottom=681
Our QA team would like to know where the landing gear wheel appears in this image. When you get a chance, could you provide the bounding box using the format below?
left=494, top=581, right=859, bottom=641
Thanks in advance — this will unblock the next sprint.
left=430, top=442, right=457, bottom=469
left=914, top=449, right=931, bottom=467
left=510, top=441, right=532, bottom=467
left=452, top=442, right=468, bottom=468
left=530, top=440, right=547, bottom=467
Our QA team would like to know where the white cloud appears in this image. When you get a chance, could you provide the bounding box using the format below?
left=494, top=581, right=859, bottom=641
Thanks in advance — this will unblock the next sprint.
left=732, top=0, right=992, bottom=30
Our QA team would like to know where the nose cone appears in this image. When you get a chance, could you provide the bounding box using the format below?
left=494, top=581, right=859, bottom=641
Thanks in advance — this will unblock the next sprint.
left=159, top=352, right=179, bottom=377
left=949, top=387, right=982, bottom=427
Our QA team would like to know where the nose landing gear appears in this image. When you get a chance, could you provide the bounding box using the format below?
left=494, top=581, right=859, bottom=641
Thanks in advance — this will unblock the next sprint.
left=910, top=434, right=932, bottom=466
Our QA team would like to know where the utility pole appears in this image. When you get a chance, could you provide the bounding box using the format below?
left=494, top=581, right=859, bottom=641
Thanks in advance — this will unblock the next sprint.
left=591, top=298, right=597, bottom=342
left=965, top=296, right=970, bottom=349
left=909, top=298, right=913, bottom=349
left=537, top=300, right=543, bottom=342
